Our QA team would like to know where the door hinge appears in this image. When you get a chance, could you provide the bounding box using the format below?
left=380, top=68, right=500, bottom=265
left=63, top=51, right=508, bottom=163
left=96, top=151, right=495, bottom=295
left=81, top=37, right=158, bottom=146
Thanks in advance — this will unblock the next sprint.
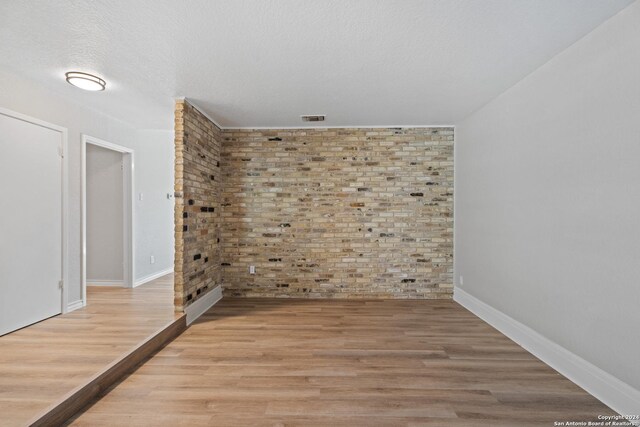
left=58, top=145, right=64, bottom=158
left=58, top=280, right=63, bottom=289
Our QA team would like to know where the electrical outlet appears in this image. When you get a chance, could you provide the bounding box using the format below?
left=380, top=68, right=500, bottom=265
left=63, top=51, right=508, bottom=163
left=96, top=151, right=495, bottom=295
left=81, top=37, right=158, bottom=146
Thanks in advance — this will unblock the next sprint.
left=249, top=265, right=256, bottom=275
left=459, top=275, right=464, bottom=286
left=150, top=255, right=155, bottom=264
left=139, top=192, right=144, bottom=201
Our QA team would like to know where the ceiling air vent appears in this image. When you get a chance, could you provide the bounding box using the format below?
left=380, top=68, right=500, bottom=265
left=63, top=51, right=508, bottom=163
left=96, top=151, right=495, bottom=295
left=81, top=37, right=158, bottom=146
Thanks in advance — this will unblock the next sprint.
left=301, top=115, right=325, bottom=122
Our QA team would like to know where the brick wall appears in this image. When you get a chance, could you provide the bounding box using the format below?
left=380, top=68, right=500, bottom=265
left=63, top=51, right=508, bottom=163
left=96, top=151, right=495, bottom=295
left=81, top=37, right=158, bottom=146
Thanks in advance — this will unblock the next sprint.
left=174, top=100, right=222, bottom=310
left=220, top=128, right=454, bottom=299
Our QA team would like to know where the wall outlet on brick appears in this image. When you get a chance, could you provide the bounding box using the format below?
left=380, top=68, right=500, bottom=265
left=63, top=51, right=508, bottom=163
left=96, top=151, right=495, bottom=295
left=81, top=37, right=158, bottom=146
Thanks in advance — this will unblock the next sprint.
left=150, top=255, right=155, bottom=264
left=249, top=265, right=256, bottom=275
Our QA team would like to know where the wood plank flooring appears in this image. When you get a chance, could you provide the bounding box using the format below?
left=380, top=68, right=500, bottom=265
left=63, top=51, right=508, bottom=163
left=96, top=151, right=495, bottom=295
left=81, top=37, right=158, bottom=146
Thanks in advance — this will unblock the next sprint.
left=0, top=274, right=180, bottom=427
left=69, top=298, right=616, bottom=426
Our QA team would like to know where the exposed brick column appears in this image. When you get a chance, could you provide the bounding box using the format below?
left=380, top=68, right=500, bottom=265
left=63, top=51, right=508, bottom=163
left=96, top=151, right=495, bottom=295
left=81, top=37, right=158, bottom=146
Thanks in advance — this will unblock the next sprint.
left=174, top=100, right=222, bottom=310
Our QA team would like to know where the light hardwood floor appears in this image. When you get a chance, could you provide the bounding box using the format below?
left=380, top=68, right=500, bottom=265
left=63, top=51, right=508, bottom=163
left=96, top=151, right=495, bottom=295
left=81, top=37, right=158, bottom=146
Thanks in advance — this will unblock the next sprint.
left=0, top=274, right=180, bottom=427
left=69, top=298, right=616, bottom=426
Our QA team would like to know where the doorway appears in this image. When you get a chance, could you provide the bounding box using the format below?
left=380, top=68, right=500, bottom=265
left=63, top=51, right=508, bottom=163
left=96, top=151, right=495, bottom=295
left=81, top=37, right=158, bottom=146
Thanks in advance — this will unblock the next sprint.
left=81, top=135, right=134, bottom=305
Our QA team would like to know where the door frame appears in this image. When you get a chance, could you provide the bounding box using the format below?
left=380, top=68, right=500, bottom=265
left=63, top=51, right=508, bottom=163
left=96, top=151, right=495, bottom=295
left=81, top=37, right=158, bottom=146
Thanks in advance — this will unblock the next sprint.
left=0, top=107, right=69, bottom=313
left=81, top=135, right=135, bottom=305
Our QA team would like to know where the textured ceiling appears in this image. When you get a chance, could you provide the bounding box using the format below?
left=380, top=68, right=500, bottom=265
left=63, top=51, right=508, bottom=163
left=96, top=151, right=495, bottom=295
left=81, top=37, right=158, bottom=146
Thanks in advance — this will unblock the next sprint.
left=0, top=0, right=634, bottom=129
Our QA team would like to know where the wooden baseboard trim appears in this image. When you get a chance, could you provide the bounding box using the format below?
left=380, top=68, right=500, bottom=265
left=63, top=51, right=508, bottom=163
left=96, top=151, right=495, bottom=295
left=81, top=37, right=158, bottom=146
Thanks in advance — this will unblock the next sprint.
left=134, top=268, right=174, bottom=288
left=66, top=299, right=85, bottom=313
left=185, top=286, right=223, bottom=325
left=86, top=280, right=125, bottom=287
left=28, top=314, right=187, bottom=426
left=454, top=287, right=640, bottom=425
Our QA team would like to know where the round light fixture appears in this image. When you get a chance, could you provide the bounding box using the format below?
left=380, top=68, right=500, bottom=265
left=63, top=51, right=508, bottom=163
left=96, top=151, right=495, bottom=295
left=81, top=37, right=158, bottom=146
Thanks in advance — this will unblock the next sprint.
left=65, top=71, right=106, bottom=91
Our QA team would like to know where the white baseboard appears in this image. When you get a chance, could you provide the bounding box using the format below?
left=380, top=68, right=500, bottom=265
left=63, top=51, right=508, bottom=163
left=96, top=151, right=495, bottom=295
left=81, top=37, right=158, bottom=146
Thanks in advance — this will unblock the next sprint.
left=66, top=299, right=85, bottom=313
left=454, top=287, right=640, bottom=424
left=87, top=280, right=124, bottom=287
left=134, top=268, right=173, bottom=287
left=185, top=286, right=222, bottom=325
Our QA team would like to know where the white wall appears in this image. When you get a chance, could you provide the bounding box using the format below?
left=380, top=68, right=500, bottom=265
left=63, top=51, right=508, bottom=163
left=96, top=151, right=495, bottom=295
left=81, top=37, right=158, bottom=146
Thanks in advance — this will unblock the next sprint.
left=455, top=0, right=640, bottom=399
left=86, top=144, right=124, bottom=283
left=0, top=67, right=174, bottom=307
left=135, top=130, right=175, bottom=282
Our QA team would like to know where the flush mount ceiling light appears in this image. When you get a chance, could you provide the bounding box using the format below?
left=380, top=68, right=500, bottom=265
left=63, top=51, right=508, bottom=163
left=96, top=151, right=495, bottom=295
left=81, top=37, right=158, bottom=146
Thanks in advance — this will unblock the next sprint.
left=65, top=71, right=106, bottom=91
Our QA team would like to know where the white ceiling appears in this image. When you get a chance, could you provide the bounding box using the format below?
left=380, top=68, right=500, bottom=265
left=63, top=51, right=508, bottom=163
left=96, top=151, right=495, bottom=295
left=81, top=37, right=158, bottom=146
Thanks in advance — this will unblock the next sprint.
left=0, top=0, right=634, bottom=129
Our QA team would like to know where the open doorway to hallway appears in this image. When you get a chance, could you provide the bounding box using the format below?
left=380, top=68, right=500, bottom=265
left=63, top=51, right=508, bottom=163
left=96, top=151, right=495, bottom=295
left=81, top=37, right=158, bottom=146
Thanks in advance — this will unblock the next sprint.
left=82, top=136, right=134, bottom=304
